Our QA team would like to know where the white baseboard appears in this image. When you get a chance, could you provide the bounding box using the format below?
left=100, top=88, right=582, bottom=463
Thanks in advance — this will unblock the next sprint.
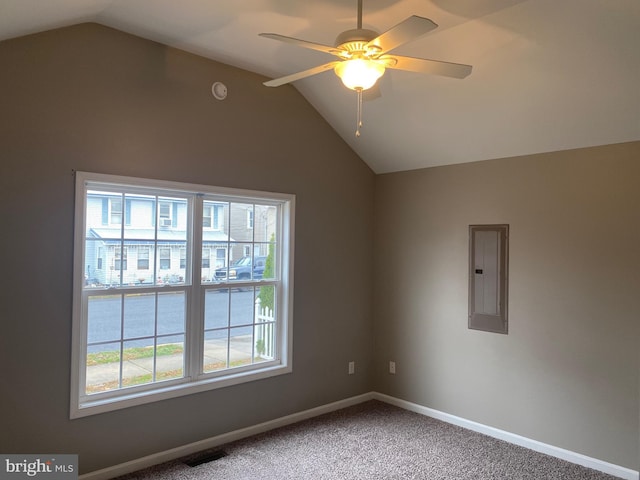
left=373, top=392, right=639, bottom=480
left=81, top=391, right=638, bottom=480
left=79, top=392, right=375, bottom=480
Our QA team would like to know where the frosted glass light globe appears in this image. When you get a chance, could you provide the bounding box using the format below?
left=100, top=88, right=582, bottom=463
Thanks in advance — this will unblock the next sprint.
left=334, top=59, right=385, bottom=90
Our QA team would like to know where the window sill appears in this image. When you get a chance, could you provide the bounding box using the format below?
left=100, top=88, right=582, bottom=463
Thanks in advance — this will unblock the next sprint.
left=71, top=363, right=292, bottom=419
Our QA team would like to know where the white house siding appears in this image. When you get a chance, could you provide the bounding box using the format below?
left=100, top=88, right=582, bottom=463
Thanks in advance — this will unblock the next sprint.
left=84, top=194, right=278, bottom=286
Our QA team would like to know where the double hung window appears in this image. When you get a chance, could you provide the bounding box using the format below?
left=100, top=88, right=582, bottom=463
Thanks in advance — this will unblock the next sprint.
left=71, top=172, right=294, bottom=418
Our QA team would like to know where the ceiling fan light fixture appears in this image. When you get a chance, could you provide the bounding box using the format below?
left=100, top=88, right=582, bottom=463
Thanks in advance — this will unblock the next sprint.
left=334, top=59, right=385, bottom=91
left=259, top=2, right=472, bottom=137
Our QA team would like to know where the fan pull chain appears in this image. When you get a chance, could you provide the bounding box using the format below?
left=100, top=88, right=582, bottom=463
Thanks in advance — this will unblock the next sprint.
left=355, top=88, right=363, bottom=137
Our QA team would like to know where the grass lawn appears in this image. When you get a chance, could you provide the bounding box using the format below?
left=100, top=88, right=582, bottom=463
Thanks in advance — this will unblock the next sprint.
left=86, top=343, right=183, bottom=366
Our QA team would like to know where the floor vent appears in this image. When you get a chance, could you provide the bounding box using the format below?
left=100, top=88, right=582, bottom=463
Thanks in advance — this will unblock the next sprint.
left=183, top=449, right=228, bottom=467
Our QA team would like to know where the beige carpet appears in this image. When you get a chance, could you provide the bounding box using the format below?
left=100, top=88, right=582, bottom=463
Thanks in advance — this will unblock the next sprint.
left=114, top=400, right=619, bottom=480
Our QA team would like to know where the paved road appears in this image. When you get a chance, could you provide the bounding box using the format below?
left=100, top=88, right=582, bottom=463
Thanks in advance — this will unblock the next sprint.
left=87, top=289, right=258, bottom=352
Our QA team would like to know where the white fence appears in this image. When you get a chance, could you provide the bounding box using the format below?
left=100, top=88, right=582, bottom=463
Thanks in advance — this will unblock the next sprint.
left=254, top=298, right=275, bottom=360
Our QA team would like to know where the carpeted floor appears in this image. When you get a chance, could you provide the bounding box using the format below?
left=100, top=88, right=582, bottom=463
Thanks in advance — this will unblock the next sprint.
left=114, top=400, right=619, bottom=479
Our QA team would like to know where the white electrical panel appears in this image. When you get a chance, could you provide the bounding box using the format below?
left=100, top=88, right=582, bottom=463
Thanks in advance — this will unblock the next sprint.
left=469, top=225, right=509, bottom=334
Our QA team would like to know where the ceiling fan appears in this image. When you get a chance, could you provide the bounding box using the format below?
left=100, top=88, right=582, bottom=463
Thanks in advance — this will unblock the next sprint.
left=260, top=0, right=472, bottom=136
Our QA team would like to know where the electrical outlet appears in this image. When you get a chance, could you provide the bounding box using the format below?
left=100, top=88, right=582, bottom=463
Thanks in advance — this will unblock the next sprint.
left=348, top=361, right=355, bottom=375
left=389, top=361, right=396, bottom=374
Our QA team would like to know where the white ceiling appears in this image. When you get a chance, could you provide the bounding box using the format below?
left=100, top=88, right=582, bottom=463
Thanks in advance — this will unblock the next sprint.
left=1, top=0, right=638, bottom=173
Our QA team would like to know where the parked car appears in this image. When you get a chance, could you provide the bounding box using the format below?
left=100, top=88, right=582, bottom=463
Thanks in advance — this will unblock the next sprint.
left=214, top=256, right=267, bottom=281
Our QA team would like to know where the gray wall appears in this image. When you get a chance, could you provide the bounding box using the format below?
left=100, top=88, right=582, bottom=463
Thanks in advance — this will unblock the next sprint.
left=373, top=142, right=640, bottom=470
left=1, top=20, right=638, bottom=476
left=0, top=24, right=375, bottom=473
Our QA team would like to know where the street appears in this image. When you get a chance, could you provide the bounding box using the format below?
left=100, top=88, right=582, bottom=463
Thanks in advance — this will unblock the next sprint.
left=86, top=288, right=258, bottom=352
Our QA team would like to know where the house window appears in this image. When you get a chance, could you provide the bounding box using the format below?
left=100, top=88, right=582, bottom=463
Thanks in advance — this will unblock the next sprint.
left=203, top=202, right=226, bottom=233
left=159, top=247, right=171, bottom=270
left=202, top=248, right=211, bottom=269
left=138, top=246, right=150, bottom=270
left=203, top=205, right=212, bottom=228
left=180, top=248, right=186, bottom=269
left=215, top=249, right=226, bottom=268
left=72, top=172, right=295, bottom=418
left=159, top=202, right=172, bottom=227
left=114, top=246, right=127, bottom=271
left=110, top=198, right=123, bottom=225
left=468, top=224, right=509, bottom=334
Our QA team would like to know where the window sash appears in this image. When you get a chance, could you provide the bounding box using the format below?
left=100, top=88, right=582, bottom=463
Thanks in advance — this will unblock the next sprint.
left=72, top=172, right=294, bottom=418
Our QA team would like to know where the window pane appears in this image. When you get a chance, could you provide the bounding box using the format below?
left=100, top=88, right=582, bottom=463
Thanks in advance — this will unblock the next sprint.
left=230, top=288, right=254, bottom=327
left=203, top=330, right=228, bottom=372
left=172, top=242, right=187, bottom=284
left=229, top=327, right=253, bottom=368
left=85, top=190, right=110, bottom=232
left=204, top=289, right=229, bottom=330
left=205, top=242, right=227, bottom=282
left=254, top=322, right=275, bottom=362
left=122, top=338, right=154, bottom=388
left=254, top=205, right=277, bottom=242
left=226, top=245, right=253, bottom=281
left=124, top=241, right=154, bottom=284
left=229, top=202, right=253, bottom=242
left=124, top=293, right=155, bottom=339
left=255, top=285, right=275, bottom=315
left=255, top=285, right=276, bottom=361
left=156, top=334, right=184, bottom=381
left=255, top=246, right=275, bottom=280
left=84, top=239, right=105, bottom=287
left=86, top=342, right=121, bottom=395
left=88, top=295, right=122, bottom=345
left=123, top=193, right=156, bottom=239
left=212, top=203, right=224, bottom=230
left=157, top=196, right=187, bottom=240
left=153, top=247, right=183, bottom=284
left=157, top=291, right=186, bottom=336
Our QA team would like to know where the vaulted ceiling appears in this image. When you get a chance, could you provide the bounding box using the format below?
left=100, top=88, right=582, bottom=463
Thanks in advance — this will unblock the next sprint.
left=2, top=0, right=638, bottom=173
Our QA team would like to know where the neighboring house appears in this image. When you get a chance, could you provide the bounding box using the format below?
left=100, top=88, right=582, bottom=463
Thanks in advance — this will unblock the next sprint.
left=84, top=192, right=275, bottom=285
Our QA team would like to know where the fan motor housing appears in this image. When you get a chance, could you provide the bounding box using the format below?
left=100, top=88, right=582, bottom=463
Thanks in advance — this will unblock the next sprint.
left=334, top=28, right=379, bottom=49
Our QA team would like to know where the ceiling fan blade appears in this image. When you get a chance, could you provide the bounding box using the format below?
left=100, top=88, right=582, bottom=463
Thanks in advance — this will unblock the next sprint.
left=366, top=16, right=438, bottom=55
left=263, top=61, right=341, bottom=87
left=385, top=55, right=472, bottom=79
left=259, top=33, right=339, bottom=56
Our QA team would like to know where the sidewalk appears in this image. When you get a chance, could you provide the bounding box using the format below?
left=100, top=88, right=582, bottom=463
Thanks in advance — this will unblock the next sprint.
left=86, top=336, right=255, bottom=389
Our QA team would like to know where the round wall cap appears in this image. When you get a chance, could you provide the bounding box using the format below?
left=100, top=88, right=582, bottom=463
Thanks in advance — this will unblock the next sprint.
left=212, top=82, right=228, bottom=100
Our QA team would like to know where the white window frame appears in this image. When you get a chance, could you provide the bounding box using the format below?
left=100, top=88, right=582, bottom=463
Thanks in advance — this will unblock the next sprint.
left=71, top=172, right=295, bottom=418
